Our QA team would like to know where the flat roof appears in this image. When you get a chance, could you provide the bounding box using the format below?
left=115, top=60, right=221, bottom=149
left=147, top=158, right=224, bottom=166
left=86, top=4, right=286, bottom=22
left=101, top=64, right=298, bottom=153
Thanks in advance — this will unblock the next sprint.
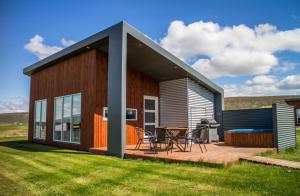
left=23, top=21, right=223, bottom=94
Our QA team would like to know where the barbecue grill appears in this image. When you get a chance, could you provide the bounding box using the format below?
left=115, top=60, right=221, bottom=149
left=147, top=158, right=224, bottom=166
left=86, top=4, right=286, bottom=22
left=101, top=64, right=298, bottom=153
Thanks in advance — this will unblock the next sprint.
left=196, top=118, right=220, bottom=143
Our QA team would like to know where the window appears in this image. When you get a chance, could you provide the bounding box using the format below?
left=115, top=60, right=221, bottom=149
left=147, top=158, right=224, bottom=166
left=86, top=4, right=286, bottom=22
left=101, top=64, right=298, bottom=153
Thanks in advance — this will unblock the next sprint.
left=126, top=108, right=137, bottom=120
left=54, top=93, right=81, bottom=144
left=34, top=99, right=47, bottom=140
left=297, top=109, right=300, bottom=125
left=103, top=107, right=137, bottom=121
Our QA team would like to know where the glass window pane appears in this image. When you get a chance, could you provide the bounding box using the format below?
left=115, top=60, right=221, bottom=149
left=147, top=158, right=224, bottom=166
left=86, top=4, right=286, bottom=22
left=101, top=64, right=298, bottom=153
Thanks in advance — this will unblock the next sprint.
left=35, top=123, right=41, bottom=138
left=145, top=112, right=155, bottom=123
left=297, top=109, right=300, bottom=124
left=71, top=94, right=81, bottom=143
left=54, top=120, right=62, bottom=141
left=145, top=99, right=155, bottom=110
left=54, top=98, right=63, bottom=141
left=62, top=118, right=71, bottom=142
left=72, top=115, right=80, bottom=143
left=41, top=100, right=47, bottom=122
left=35, top=101, right=41, bottom=122
left=40, top=100, right=47, bottom=139
left=63, top=96, right=71, bottom=118
left=72, top=94, right=81, bottom=116
left=63, top=96, right=71, bottom=142
left=104, top=108, right=108, bottom=120
left=41, top=100, right=47, bottom=139
left=126, top=109, right=137, bottom=120
left=55, top=98, right=63, bottom=120
left=34, top=101, right=41, bottom=138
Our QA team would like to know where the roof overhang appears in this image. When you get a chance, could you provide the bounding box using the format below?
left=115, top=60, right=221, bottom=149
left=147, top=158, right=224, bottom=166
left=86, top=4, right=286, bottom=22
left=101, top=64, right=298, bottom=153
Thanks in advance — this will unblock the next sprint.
left=23, top=21, right=223, bottom=94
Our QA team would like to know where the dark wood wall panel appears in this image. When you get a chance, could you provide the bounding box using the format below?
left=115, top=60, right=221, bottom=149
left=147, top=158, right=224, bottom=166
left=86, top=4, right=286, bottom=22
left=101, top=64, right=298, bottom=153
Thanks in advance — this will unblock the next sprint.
left=29, top=49, right=159, bottom=150
left=93, top=52, right=160, bottom=148
left=29, top=49, right=98, bottom=150
left=93, top=51, right=108, bottom=148
left=125, top=66, right=159, bottom=146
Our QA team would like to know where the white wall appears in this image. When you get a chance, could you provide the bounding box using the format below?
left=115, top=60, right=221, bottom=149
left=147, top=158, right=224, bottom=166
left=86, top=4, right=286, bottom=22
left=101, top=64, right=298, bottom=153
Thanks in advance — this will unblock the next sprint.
left=159, top=78, right=215, bottom=129
left=159, top=78, right=188, bottom=127
left=188, top=79, right=215, bottom=129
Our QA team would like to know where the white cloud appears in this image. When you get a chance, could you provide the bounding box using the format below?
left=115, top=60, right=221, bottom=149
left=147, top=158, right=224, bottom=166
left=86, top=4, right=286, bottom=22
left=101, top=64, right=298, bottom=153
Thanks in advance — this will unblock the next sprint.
left=278, top=75, right=300, bottom=89
left=0, top=97, right=29, bottom=113
left=245, top=75, right=276, bottom=86
left=61, top=38, right=76, bottom=47
left=160, top=20, right=300, bottom=78
left=25, top=35, right=76, bottom=60
left=224, top=74, right=300, bottom=97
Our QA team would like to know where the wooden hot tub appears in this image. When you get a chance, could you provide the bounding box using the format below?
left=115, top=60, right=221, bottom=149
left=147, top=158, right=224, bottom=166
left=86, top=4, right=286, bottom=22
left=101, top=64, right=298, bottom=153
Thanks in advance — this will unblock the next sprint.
left=224, top=129, right=273, bottom=148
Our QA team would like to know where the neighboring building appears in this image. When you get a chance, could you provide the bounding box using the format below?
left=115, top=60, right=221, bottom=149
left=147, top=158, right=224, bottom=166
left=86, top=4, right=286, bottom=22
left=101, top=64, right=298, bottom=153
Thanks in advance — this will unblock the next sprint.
left=285, top=97, right=300, bottom=125
left=23, top=21, right=224, bottom=158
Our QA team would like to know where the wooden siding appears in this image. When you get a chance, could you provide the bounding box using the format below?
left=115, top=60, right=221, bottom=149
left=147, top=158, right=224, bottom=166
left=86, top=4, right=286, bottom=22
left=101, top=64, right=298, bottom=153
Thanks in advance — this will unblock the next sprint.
left=159, top=78, right=188, bottom=127
left=188, top=79, right=215, bottom=129
left=224, top=131, right=273, bottom=147
left=93, top=63, right=159, bottom=148
left=29, top=49, right=98, bottom=150
left=29, top=49, right=159, bottom=150
left=286, top=100, right=300, bottom=109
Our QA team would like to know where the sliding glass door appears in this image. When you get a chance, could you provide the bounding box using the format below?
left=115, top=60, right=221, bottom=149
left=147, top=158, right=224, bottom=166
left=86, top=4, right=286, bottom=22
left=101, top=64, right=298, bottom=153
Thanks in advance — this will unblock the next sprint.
left=54, top=93, right=81, bottom=144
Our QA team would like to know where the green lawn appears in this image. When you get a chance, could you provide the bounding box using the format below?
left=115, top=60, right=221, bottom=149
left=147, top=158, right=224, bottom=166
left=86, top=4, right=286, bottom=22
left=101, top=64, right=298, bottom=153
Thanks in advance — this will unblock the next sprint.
left=262, top=127, right=300, bottom=162
left=0, top=137, right=299, bottom=195
left=0, top=123, right=28, bottom=138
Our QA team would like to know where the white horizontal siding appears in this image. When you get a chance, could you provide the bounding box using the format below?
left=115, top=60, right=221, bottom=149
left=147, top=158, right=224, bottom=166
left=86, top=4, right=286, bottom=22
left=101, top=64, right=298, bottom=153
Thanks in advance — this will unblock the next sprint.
left=159, top=78, right=188, bottom=127
left=188, top=79, right=215, bottom=129
left=275, top=103, right=296, bottom=151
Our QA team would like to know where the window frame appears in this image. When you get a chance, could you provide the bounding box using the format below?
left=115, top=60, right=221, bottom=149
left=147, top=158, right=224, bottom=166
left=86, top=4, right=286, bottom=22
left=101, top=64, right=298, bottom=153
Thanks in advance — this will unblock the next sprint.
left=33, top=99, right=47, bottom=140
left=103, top=107, right=138, bottom=121
left=53, top=93, right=81, bottom=144
left=296, top=109, right=300, bottom=125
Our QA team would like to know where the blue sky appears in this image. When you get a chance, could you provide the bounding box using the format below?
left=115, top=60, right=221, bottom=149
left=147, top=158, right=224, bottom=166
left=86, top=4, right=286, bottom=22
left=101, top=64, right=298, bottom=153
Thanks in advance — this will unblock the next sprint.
left=0, top=0, right=300, bottom=112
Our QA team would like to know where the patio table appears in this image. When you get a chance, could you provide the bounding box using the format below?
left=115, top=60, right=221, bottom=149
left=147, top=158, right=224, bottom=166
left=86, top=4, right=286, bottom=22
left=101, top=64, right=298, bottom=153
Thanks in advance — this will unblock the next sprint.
left=164, top=127, right=188, bottom=152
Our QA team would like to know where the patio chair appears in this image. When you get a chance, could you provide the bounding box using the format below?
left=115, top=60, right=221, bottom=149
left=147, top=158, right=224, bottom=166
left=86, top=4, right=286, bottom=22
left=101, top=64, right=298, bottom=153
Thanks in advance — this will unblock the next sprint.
left=135, top=127, right=157, bottom=151
left=155, top=127, right=170, bottom=153
left=183, top=125, right=208, bottom=153
left=135, top=127, right=144, bottom=150
left=135, top=127, right=162, bottom=154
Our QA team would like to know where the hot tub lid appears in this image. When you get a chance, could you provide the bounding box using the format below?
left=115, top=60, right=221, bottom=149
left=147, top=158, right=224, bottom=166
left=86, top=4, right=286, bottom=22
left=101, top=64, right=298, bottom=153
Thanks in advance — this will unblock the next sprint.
left=226, top=128, right=273, bottom=133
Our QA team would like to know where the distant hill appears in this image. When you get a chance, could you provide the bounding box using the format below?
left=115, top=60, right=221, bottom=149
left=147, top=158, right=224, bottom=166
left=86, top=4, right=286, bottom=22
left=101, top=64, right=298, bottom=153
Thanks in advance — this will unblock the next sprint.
left=225, top=95, right=299, bottom=110
left=0, top=112, right=28, bottom=124
left=0, top=96, right=298, bottom=122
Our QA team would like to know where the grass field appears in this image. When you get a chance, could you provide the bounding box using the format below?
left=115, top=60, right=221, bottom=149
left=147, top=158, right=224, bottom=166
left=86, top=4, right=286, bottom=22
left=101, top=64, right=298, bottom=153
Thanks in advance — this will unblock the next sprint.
left=262, top=127, right=300, bottom=162
left=0, top=112, right=28, bottom=138
left=0, top=123, right=28, bottom=138
left=0, top=137, right=299, bottom=195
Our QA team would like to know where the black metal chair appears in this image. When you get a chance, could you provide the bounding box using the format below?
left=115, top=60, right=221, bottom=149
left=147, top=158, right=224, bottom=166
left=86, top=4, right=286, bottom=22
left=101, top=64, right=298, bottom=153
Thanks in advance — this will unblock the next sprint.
left=183, top=125, right=208, bottom=153
left=155, top=127, right=170, bottom=153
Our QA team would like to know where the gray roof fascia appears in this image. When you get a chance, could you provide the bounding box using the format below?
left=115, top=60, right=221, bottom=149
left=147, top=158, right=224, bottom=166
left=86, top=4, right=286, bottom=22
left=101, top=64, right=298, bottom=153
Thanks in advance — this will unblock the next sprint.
left=23, top=21, right=223, bottom=95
